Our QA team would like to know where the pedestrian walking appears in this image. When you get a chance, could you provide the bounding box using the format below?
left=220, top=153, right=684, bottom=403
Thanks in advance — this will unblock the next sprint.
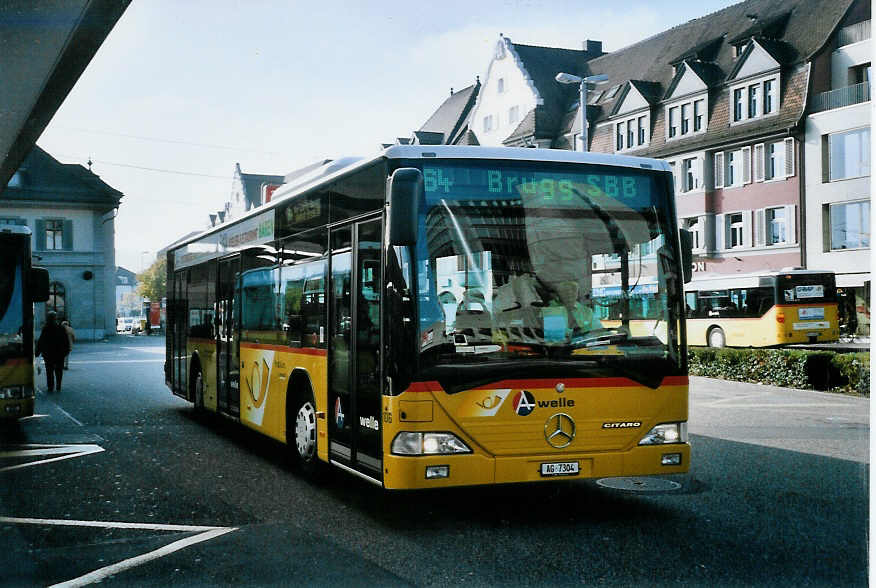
left=36, top=312, right=70, bottom=392
left=61, top=320, right=76, bottom=369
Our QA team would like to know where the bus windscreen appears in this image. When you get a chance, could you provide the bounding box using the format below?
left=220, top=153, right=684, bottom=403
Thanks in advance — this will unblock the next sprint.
left=410, top=161, right=681, bottom=382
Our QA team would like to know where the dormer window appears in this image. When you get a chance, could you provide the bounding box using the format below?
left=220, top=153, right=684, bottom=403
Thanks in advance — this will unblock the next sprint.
left=731, top=74, right=780, bottom=124
left=615, top=112, right=650, bottom=152
left=665, top=95, right=707, bottom=141
left=694, top=99, right=705, bottom=131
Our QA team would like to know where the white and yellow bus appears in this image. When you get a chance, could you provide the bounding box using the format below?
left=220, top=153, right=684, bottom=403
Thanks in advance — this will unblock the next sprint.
left=0, top=225, right=49, bottom=419
left=684, top=269, right=839, bottom=347
left=166, top=145, right=693, bottom=489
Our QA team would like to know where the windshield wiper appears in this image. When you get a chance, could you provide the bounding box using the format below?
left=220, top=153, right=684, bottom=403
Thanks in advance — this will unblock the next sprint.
left=570, top=328, right=630, bottom=348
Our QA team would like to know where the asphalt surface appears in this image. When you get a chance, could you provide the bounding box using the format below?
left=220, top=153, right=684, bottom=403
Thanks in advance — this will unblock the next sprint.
left=0, top=335, right=869, bottom=586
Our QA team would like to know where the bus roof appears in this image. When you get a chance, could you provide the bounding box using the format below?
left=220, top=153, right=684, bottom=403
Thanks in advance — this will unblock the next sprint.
left=687, top=269, right=836, bottom=291
left=170, top=146, right=673, bottom=254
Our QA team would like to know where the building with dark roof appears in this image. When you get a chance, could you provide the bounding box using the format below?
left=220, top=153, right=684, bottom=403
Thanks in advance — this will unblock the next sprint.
left=115, top=265, right=139, bottom=317
left=3, top=145, right=123, bottom=339
left=217, top=163, right=284, bottom=227
left=416, top=0, right=869, bottom=331
left=415, top=80, right=482, bottom=146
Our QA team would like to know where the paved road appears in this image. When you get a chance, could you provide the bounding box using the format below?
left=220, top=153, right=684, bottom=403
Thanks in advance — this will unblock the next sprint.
left=0, top=336, right=868, bottom=586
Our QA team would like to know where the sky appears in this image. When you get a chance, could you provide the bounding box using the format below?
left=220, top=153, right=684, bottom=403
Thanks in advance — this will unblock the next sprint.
left=37, top=0, right=739, bottom=273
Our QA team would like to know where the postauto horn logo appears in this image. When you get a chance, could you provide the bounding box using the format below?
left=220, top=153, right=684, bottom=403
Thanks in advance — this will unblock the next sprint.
left=512, top=390, right=536, bottom=416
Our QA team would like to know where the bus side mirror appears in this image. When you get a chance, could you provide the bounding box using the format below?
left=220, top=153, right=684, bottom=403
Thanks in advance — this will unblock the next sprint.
left=30, top=267, right=49, bottom=302
left=679, top=229, right=693, bottom=283
left=388, top=167, right=422, bottom=246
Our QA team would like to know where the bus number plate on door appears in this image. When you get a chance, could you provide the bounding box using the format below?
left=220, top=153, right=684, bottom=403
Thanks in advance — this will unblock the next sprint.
left=541, top=461, right=579, bottom=477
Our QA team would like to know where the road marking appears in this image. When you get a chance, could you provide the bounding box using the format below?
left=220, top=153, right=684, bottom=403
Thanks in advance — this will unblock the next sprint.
left=70, top=358, right=164, bottom=364
left=0, top=444, right=104, bottom=472
left=0, top=516, right=229, bottom=533
left=17, top=414, right=50, bottom=421
left=0, top=517, right=236, bottom=588
left=55, top=405, right=83, bottom=426
left=701, top=403, right=847, bottom=409
left=120, top=347, right=165, bottom=354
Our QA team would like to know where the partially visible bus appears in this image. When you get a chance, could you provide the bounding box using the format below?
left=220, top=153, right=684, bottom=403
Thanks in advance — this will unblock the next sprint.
left=0, top=225, right=49, bottom=419
left=685, top=269, right=839, bottom=347
left=166, top=145, right=693, bottom=489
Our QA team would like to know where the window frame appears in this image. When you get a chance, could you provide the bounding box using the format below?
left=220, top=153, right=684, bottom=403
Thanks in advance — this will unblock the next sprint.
left=729, top=212, right=745, bottom=248
left=45, top=219, right=64, bottom=251
left=765, top=206, right=787, bottom=245
left=613, top=111, right=650, bottom=153
left=665, top=94, right=707, bottom=141
left=730, top=73, right=780, bottom=126
left=827, top=127, right=871, bottom=182
left=828, top=200, right=871, bottom=251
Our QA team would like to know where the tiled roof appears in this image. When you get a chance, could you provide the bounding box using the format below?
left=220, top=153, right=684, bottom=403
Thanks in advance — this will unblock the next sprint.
left=3, top=145, right=123, bottom=207
left=558, top=0, right=856, bottom=151
left=240, top=171, right=284, bottom=210
left=508, top=42, right=604, bottom=141
left=418, top=82, right=480, bottom=145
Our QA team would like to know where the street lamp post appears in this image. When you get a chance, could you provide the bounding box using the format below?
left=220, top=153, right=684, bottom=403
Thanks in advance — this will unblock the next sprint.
left=555, top=72, right=609, bottom=152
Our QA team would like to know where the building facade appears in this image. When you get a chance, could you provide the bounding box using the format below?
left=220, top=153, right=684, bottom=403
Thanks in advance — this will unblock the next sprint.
left=115, top=266, right=139, bottom=318
left=804, top=11, right=870, bottom=334
left=3, top=146, right=123, bottom=340
left=415, top=0, right=869, bottom=332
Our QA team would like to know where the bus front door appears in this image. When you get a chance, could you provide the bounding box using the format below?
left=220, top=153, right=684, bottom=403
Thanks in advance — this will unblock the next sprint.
left=328, top=219, right=382, bottom=480
left=217, top=257, right=240, bottom=417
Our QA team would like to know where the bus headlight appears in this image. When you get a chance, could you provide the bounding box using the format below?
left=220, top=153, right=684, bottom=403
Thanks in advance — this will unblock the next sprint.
left=0, top=386, right=23, bottom=399
left=391, top=432, right=472, bottom=455
left=639, top=422, right=688, bottom=445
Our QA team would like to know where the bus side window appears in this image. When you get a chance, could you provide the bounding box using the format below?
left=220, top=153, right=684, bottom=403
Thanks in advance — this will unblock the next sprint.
left=301, top=259, right=326, bottom=348
left=684, top=292, right=697, bottom=318
left=282, top=264, right=305, bottom=347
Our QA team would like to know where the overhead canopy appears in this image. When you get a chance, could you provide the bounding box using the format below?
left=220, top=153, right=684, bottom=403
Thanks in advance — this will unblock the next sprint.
left=0, top=0, right=130, bottom=194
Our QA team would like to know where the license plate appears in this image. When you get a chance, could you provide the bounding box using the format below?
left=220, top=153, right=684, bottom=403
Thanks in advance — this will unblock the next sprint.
left=541, top=461, right=579, bottom=477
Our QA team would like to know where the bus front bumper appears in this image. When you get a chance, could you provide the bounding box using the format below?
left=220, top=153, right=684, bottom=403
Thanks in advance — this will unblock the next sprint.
left=1, top=397, right=34, bottom=418
left=382, top=443, right=690, bottom=490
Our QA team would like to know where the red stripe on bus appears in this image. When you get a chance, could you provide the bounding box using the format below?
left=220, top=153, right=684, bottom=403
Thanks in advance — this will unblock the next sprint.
left=405, top=375, right=687, bottom=393
left=239, top=342, right=327, bottom=356
left=1, top=358, right=28, bottom=366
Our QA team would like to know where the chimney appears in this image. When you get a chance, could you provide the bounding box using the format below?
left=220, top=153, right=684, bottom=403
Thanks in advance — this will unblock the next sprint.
left=585, top=40, right=602, bottom=55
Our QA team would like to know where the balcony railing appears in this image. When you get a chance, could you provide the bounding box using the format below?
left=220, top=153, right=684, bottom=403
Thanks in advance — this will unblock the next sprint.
left=837, top=20, right=870, bottom=47
left=810, top=82, right=871, bottom=113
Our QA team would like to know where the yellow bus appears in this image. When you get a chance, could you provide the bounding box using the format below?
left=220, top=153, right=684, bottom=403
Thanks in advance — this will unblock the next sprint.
left=684, top=269, right=840, bottom=347
left=166, top=145, right=693, bottom=489
left=0, top=225, right=49, bottom=419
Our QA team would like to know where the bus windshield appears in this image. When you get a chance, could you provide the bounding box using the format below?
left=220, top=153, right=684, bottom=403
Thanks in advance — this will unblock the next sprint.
left=411, top=160, right=681, bottom=386
left=0, top=239, right=25, bottom=359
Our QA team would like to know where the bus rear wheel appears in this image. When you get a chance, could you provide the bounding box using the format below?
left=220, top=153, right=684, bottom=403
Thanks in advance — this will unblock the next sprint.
left=708, top=327, right=726, bottom=348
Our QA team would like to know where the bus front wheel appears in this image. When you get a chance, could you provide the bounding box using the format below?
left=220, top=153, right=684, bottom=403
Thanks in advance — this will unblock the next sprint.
left=192, top=368, right=204, bottom=413
left=708, top=327, right=726, bottom=348
left=289, top=390, right=320, bottom=475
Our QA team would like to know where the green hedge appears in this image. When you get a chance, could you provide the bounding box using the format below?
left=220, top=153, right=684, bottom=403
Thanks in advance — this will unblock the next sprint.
left=688, top=348, right=870, bottom=396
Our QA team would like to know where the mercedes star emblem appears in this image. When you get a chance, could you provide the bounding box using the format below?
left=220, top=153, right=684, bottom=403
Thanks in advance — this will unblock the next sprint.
left=544, top=413, right=576, bottom=448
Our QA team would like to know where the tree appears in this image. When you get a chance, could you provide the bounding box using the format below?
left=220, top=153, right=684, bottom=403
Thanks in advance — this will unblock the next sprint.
left=137, top=256, right=167, bottom=301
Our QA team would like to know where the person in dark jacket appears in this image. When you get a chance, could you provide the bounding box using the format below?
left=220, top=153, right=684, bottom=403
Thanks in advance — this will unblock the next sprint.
left=36, top=311, right=70, bottom=392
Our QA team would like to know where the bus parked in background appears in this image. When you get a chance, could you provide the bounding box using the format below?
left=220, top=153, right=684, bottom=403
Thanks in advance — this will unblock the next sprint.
left=685, top=269, right=839, bottom=347
left=165, top=145, right=693, bottom=489
left=0, top=225, right=49, bottom=418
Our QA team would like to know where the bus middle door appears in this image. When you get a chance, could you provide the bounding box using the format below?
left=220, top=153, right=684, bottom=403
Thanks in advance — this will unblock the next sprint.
left=328, top=218, right=382, bottom=480
left=217, top=256, right=241, bottom=417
